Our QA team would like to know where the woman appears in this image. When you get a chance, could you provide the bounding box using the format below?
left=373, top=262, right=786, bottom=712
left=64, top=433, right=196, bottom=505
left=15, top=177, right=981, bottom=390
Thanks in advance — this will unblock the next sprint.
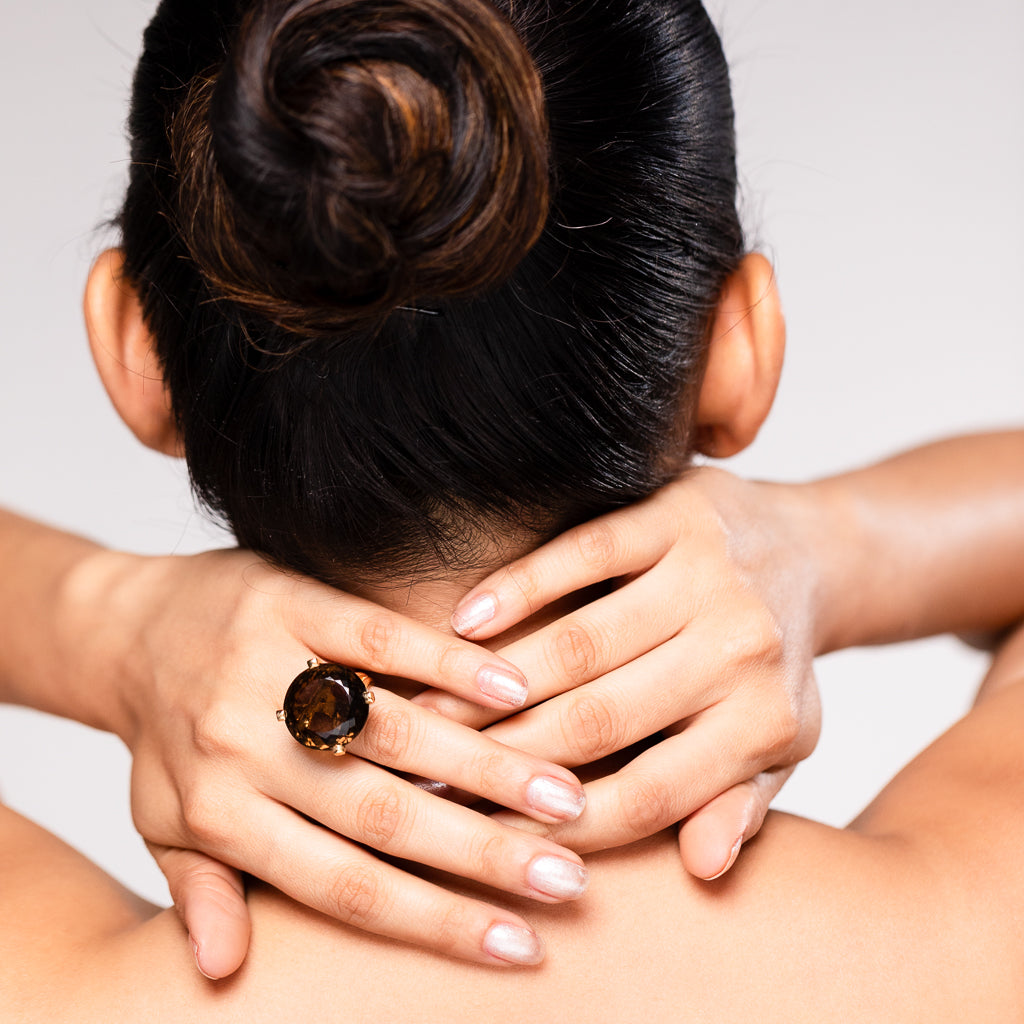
left=0, top=0, right=837, bottom=968
left=3, top=0, right=1024, bottom=1008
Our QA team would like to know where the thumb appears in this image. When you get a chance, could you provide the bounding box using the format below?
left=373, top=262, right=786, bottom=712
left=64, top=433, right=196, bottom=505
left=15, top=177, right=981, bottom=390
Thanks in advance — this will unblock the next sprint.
left=677, top=767, right=792, bottom=880
left=149, top=843, right=251, bottom=980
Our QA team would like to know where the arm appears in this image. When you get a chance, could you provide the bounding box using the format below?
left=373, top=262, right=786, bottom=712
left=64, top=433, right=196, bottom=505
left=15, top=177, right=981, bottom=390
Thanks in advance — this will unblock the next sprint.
left=419, top=430, right=1024, bottom=873
left=0, top=508, right=589, bottom=974
left=788, top=429, right=1024, bottom=651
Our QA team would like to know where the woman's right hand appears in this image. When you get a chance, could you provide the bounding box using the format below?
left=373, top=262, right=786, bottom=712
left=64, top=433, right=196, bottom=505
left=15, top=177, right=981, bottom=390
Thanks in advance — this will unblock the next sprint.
left=419, top=467, right=823, bottom=877
left=72, top=547, right=588, bottom=977
left=424, top=432, right=1024, bottom=879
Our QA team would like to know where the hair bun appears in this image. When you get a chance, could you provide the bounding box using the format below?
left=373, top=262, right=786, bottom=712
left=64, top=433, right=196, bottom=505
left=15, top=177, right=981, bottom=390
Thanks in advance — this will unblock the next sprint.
left=171, top=0, right=549, bottom=333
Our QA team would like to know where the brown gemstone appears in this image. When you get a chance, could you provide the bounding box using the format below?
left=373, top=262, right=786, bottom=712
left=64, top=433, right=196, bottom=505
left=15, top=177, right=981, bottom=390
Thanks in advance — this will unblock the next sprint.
left=280, top=662, right=373, bottom=753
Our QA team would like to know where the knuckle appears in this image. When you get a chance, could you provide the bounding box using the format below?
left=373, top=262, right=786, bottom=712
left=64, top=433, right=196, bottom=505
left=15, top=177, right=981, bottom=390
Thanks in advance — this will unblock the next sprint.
left=506, top=562, right=541, bottom=610
left=363, top=705, right=413, bottom=763
left=191, top=702, right=237, bottom=759
left=356, top=614, right=399, bottom=668
left=756, top=704, right=801, bottom=762
left=622, top=772, right=675, bottom=840
left=326, top=863, right=386, bottom=929
left=749, top=610, right=786, bottom=666
left=434, top=640, right=469, bottom=684
left=465, top=830, right=508, bottom=879
left=574, top=521, right=617, bottom=574
left=790, top=701, right=821, bottom=760
left=179, top=788, right=225, bottom=847
left=469, top=749, right=511, bottom=797
left=428, top=900, right=471, bottom=955
left=181, top=869, right=245, bottom=919
left=353, top=786, right=407, bottom=850
left=228, top=577, right=266, bottom=628
left=181, top=867, right=227, bottom=896
left=561, top=692, right=622, bottom=763
left=553, top=621, right=602, bottom=685
left=718, top=609, right=785, bottom=676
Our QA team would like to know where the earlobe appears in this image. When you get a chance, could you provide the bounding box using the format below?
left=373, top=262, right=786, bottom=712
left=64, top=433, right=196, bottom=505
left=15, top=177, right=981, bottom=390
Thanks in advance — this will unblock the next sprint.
left=84, top=249, right=182, bottom=457
left=694, top=253, right=785, bottom=459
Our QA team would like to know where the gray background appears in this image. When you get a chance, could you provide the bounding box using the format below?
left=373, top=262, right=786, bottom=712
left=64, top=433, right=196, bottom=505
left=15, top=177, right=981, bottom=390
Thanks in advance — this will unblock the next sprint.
left=0, top=0, right=1021, bottom=904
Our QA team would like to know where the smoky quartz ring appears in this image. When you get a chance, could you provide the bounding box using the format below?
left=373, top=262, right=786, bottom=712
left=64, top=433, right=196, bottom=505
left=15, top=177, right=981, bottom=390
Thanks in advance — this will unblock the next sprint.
left=277, top=658, right=375, bottom=754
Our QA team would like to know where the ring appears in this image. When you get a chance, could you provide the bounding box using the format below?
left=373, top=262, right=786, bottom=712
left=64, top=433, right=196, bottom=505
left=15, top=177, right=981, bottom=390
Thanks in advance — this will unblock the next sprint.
left=276, top=658, right=376, bottom=755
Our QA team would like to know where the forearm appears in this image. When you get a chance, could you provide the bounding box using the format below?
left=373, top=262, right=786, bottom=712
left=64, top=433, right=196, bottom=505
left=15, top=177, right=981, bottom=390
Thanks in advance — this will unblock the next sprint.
left=0, top=507, right=130, bottom=733
left=791, top=430, right=1024, bottom=653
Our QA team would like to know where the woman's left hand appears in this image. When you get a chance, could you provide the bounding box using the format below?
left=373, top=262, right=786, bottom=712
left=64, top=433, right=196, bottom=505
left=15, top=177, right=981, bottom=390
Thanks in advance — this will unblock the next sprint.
left=414, top=467, right=824, bottom=879
left=55, top=544, right=587, bottom=977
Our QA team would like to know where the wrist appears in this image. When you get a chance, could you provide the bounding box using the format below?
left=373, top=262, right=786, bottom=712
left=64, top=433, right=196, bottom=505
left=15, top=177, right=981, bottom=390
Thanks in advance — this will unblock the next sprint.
left=761, top=476, right=858, bottom=657
left=56, top=545, right=151, bottom=740
left=794, top=471, right=900, bottom=655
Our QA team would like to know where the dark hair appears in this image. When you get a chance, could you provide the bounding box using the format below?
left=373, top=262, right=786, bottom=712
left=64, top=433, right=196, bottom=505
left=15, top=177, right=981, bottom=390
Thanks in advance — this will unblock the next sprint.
left=119, top=0, right=743, bottom=584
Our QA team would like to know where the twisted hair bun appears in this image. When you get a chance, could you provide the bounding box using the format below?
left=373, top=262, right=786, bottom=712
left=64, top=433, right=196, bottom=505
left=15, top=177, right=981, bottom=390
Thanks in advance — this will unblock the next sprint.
left=171, top=0, right=549, bottom=333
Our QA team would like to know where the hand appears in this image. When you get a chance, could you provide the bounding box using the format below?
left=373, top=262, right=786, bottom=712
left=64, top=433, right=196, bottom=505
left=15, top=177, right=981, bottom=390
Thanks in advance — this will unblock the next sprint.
left=417, top=467, right=823, bottom=879
left=90, top=548, right=588, bottom=976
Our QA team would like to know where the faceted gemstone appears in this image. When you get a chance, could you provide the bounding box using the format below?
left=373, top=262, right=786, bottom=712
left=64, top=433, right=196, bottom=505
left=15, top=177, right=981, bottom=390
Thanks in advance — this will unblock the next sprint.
left=281, top=662, right=373, bottom=753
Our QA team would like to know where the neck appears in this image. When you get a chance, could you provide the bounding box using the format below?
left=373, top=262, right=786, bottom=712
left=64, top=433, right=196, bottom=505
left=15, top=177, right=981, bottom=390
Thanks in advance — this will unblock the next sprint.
left=349, top=556, right=601, bottom=680
left=353, top=574, right=487, bottom=638
left=344, top=525, right=542, bottom=638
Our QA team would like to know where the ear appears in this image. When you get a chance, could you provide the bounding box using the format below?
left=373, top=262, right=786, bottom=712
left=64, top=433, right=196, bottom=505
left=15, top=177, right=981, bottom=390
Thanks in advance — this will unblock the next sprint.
left=84, top=249, right=182, bottom=456
left=693, top=253, right=785, bottom=459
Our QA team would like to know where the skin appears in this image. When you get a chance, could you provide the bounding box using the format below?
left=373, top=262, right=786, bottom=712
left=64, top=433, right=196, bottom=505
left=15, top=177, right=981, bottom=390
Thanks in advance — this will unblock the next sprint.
left=1, top=154, right=1022, bottom=1005
left=3, top=596, right=1024, bottom=1021
left=7, top=436, right=1024, bottom=984
left=439, top=429, right=1024, bottom=866
left=77, top=243, right=1024, bottom=988
left=2, top=0, right=1015, bottom=999
left=0, top=509, right=591, bottom=974
left=0, top=247, right=1020, bottom=980
left=65, top=247, right=799, bottom=973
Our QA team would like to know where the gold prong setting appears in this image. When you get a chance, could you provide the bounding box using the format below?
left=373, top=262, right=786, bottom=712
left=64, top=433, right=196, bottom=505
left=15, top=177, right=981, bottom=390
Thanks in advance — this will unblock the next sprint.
left=277, top=659, right=375, bottom=754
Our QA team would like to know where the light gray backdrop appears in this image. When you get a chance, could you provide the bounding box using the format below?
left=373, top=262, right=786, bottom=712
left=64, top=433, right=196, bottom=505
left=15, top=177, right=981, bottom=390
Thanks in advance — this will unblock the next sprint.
left=0, top=0, right=1021, bottom=904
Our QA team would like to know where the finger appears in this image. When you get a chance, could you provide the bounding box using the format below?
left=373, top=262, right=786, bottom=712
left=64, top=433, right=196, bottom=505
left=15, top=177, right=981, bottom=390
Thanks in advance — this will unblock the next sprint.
left=243, top=801, right=556, bottom=966
left=482, top=627, right=736, bottom=766
left=293, top=591, right=531, bottom=710
left=495, top=711, right=786, bottom=853
left=486, top=593, right=801, bottom=767
left=450, top=498, right=676, bottom=639
left=274, top=751, right=589, bottom=904
left=415, top=565, right=696, bottom=727
left=150, top=844, right=250, bottom=980
left=497, top=566, right=695, bottom=698
left=676, top=766, right=793, bottom=880
left=345, top=688, right=586, bottom=823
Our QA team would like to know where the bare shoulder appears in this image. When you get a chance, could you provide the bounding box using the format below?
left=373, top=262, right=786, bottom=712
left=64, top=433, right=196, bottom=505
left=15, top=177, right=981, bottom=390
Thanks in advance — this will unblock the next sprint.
left=7, top=663, right=1024, bottom=1021
left=0, top=802, right=159, bottom=1020
left=95, top=815, right=1020, bottom=1023
left=29, top=820, right=1019, bottom=1024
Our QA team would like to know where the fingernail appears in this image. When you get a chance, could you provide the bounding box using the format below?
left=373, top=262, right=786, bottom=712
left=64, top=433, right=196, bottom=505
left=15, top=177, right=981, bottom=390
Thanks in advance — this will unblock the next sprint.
left=706, top=835, right=743, bottom=882
left=528, top=855, right=589, bottom=900
left=483, top=923, right=544, bottom=966
left=191, top=936, right=216, bottom=981
left=476, top=664, right=527, bottom=707
left=526, top=776, right=586, bottom=821
left=452, top=593, right=497, bottom=636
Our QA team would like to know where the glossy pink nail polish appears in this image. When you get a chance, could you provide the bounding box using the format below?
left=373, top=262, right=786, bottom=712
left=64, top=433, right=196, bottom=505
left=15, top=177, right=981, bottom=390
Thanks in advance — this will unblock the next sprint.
left=476, top=664, right=527, bottom=706
left=528, top=856, right=589, bottom=900
left=483, top=923, right=544, bottom=965
left=526, top=776, right=586, bottom=821
left=452, top=593, right=497, bottom=636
